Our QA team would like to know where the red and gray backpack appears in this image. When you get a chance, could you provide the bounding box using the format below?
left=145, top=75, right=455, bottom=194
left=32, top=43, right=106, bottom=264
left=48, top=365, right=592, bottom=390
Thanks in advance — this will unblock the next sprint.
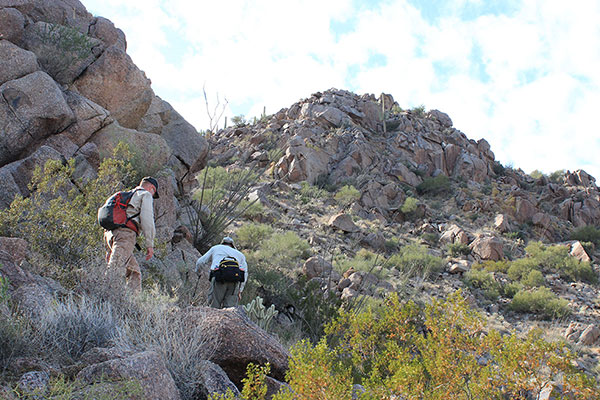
left=97, top=189, right=141, bottom=233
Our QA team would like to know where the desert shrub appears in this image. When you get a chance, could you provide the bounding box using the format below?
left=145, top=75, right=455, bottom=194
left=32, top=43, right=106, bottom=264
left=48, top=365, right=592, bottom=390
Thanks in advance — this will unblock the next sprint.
left=210, top=363, right=271, bottom=400
left=420, top=232, right=439, bottom=244
left=13, top=375, right=144, bottom=399
left=0, top=313, right=32, bottom=372
left=255, top=231, right=311, bottom=269
left=310, top=291, right=598, bottom=399
left=521, top=269, right=545, bottom=288
left=492, top=161, right=506, bottom=176
left=334, top=185, right=360, bottom=208
left=117, top=300, right=218, bottom=400
left=447, top=242, right=471, bottom=256
left=475, top=260, right=510, bottom=273
left=32, top=23, right=95, bottom=83
left=548, top=169, right=566, bottom=184
left=185, top=166, right=262, bottom=253
left=237, top=199, right=265, bottom=219
left=411, top=104, right=426, bottom=117
left=400, top=196, right=418, bottom=215
left=0, top=144, right=135, bottom=285
left=38, top=295, right=122, bottom=363
left=416, top=174, right=451, bottom=196
left=509, top=288, right=570, bottom=319
left=236, top=223, right=274, bottom=251
left=387, top=244, right=444, bottom=279
left=529, top=170, right=545, bottom=179
left=464, top=269, right=502, bottom=300
left=570, top=225, right=600, bottom=246
left=272, top=339, right=352, bottom=400
left=336, top=249, right=386, bottom=279
left=504, top=281, right=524, bottom=298
left=298, top=182, right=328, bottom=204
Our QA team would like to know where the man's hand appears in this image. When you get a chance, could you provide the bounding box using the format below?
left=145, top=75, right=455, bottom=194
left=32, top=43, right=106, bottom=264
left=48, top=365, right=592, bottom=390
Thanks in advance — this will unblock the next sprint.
left=238, top=292, right=242, bottom=301
left=146, top=247, right=154, bottom=261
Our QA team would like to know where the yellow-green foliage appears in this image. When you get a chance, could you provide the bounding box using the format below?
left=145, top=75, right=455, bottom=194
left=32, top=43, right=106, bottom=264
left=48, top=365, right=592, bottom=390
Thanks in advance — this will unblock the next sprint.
left=400, top=196, right=418, bottom=215
left=236, top=223, right=274, bottom=250
left=570, top=225, right=600, bottom=246
left=269, top=291, right=599, bottom=399
left=0, top=144, right=135, bottom=282
left=298, top=182, right=328, bottom=204
left=209, top=363, right=271, bottom=400
left=336, top=248, right=379, bottom=275
left=416, top=174, right=451, bottom=196
left=387, top=244, right=444, bottom=279
left=254, top=231, right=311, bottom=268
left=509, top=287, right=570, bottom=320
left=464, top=269, right=502, bottom=300
left=334, top=185, right=360, bottom=207
left=237, top=199, right=264, bottom=219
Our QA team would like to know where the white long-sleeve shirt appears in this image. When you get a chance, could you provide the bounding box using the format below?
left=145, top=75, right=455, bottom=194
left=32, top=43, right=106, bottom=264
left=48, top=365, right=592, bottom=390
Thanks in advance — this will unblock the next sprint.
left=196, top=244, right=248, bottom=292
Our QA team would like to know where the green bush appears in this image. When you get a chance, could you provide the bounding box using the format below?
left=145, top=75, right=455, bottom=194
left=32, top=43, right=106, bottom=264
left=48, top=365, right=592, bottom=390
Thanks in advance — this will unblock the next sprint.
left=0, top=145, right=136, bottom=285
left=521, top=269, right=545, bottom=288
left=416, top=174, right=451, bottom=196
left=237, top=199, right=265, bottom=219
left=400, top=196, right=418, bottom=215
left=336, top=249, right=380, bottom=275
left=387, top=244, right=444, bottom=279
left=464, top=269, right=501, bottom=300
left=548, top=169, right=566, bottom=184
left=236, top=223, right=274, bottom=251
left=475, top=260, right=510, bottom=273
left=509, top=288, right=570, bottom=319
left=298, top=182, right=328, bottom=204
left=447, top=242, right=471, bottom=257
left=334, top=185, right=360, bottom=208
left=255, top=231, right=311, bottom=268
left=492, top=161, right=506, bottom=176
left=0, top=312, right=32, bottom=372
left=570, top=225, right=600, bottom=246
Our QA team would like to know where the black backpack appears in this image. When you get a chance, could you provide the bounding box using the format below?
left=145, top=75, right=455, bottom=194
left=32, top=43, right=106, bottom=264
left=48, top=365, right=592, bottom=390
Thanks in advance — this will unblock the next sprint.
left=210, top=256, right=245, bottom=283
left=97, top=189, right=141, bottom=233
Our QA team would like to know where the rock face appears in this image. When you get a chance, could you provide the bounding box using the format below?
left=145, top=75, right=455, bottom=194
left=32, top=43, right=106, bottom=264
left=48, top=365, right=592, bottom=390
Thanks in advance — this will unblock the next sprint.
left=303, top=255, right=333, bottom=279
left=186, top=306, right=289, bottom=385
left=74, top=45, right=153, bottom=129
left=197, top=360, right=241, bottom=400
left=469, top=236, right=504, bottom=261
left=328, top=213, right=360, bottom=233
left=77, top=350, right=181, bottom=400
left=0, top=71, right=74, bottom=165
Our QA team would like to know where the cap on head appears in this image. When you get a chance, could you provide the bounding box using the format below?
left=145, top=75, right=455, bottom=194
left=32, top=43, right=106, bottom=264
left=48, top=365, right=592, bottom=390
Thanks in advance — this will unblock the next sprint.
left=221, top=236, right=236, bottom=249
left=141, top=176, right=160, bottom=199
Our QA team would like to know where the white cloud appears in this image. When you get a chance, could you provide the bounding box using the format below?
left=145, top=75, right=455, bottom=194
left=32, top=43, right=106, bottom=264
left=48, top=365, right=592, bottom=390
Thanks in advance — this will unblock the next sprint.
left=81, top=0, right=600, bottom=179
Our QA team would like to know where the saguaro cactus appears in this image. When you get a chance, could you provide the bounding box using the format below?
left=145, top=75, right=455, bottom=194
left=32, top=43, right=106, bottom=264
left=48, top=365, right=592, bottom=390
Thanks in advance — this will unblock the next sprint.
left=243, top=296, right=278, bottom=331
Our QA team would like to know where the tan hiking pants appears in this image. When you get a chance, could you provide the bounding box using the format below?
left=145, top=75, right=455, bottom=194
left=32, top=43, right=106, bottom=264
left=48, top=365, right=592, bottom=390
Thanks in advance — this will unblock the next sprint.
left=104, top=227, right=141, bottom=294
left=208, top=278, right=240, bottom=308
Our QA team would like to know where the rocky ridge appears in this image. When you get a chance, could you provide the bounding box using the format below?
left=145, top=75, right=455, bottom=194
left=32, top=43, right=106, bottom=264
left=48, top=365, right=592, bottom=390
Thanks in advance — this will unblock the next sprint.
left=1, top=0, right=599, bottom=397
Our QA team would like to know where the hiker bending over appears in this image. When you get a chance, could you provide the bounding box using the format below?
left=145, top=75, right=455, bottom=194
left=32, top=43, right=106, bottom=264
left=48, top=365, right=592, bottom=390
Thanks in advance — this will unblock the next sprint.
left=101, top=177, right=159, bottom=294
left=196, top=237, right=248, bottom=308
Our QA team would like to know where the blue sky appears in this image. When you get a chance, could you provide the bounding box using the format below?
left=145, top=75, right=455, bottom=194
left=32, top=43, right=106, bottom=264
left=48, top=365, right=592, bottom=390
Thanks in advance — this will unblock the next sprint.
left=82, top=0, right=600, bottom=180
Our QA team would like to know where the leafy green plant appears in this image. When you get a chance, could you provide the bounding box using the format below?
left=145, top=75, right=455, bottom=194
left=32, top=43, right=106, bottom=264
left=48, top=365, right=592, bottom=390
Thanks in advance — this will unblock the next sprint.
left=231, top=114, right=247, bottom=127
left=400, top=196, right=418, bottom=217
left=411, top=104, right=426, bottom=117
left=335, top=249, right=380, bottom=275
left=298, top=182, right=328, bottom=204
left=33, top=22, right=95, bottom=83
left=0, top=144, right=136, bottom=286
left=236, top=223, right=274, bottom=251
left=548, top=169, right=566, bottom=184
left=464, top=269, right=502, bottom=300
left=387, top=244, right=444, bottom=279
left=447, top=242, right=471, bottom=256
left=416, top=175, right=451, bottom=196
left=570, top=225, right=600, bottom=246
left=509, top=287, right=570, bottom=319
left=254, top=231, right=311, bottom=269
left=334, top=185, right=360, bottom=208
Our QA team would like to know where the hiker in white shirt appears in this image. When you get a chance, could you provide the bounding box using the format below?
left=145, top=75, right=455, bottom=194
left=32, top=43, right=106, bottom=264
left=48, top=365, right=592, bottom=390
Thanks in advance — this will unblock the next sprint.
left=195, top=236, right=248, bottom=308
